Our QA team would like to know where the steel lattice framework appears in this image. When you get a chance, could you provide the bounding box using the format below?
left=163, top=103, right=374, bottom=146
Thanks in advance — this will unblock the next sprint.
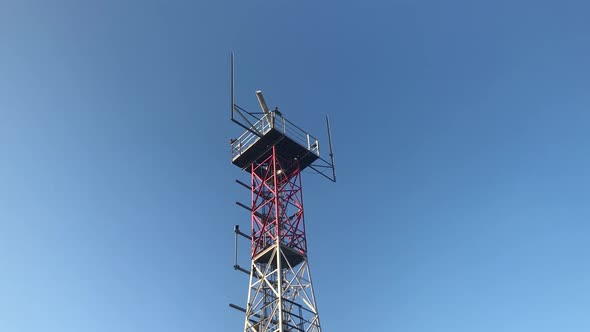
left=243, top=146, right=321, bottom=332
left=229, top=55, right=335, bottom=332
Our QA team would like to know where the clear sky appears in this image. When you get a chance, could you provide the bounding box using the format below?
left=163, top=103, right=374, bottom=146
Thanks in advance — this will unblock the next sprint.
left=1, top=0, right=589, bottom=331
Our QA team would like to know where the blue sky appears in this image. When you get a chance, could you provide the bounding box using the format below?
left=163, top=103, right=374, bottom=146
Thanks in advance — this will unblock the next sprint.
left=1, top=0, right=589, bottom=331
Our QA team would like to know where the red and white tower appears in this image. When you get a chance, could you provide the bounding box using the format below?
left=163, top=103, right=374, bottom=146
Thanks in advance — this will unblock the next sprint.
left=229, top=55, right=335, bottom=332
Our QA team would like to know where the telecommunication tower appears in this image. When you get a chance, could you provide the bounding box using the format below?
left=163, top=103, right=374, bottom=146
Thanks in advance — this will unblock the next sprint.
left=228, top=54, right=336, bottom=332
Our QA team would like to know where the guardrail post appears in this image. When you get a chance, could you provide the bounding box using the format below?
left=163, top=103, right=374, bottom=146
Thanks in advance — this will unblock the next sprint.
left=282, top=116, right=286, bottom=134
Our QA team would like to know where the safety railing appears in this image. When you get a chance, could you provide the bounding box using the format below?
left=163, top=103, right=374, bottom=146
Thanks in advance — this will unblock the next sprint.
left=231, top=112, right=320, bottom=161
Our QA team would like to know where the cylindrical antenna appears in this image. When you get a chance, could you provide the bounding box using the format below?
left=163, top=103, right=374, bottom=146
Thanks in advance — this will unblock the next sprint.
left=231, top=52, right=235, bottom=118
left=255, top=90, right=270, bottom=114
left=234, top=225, right=239, bottom=267
left=326, top=114, right=336, bottom=182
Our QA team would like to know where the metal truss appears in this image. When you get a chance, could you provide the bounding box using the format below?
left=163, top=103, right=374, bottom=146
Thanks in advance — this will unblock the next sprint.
left=243, top=146, right=322, bottom=332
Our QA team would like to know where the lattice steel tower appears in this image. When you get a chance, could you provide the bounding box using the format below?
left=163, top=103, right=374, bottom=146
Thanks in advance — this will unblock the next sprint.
left=229, top=54, right=336, bottom=332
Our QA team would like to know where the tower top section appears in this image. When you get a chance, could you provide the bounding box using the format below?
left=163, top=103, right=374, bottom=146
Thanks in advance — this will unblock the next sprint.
left=230, top=103, right=320, bottom=173
left=229, top=53, right=336, bottom=181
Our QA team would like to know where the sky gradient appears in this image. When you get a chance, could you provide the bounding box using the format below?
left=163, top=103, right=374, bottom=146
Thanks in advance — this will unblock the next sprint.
left=1, top=0, right=590, bottom=331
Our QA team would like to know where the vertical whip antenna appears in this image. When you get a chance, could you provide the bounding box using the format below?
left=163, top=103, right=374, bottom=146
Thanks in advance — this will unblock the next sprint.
left=231, top=52, right=235, bottom=118
left=326, top=114, right=336, bottom=182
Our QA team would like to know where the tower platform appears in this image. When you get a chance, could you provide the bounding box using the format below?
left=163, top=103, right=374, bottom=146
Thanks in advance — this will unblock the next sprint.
left=254, top=244, right=306, bottom=268
left=231, top=113, right=320, bottom=173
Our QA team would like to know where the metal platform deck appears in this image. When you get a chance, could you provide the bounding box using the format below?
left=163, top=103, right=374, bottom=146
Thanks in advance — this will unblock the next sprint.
left=231, top=113, right=320, bottom=172
left=253, top=244, right=305, bottom=268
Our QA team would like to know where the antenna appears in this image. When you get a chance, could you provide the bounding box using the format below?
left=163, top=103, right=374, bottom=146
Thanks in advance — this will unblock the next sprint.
left=326, top=114, right=337, bottom=182
left=255, top=90, right=270, bottom=114
left=231, top=52, right=234, bottom=119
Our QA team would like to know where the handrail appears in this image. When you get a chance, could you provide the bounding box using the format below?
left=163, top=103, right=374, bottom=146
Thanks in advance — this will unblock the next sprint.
left=231, top=112, right=320, bottom=161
